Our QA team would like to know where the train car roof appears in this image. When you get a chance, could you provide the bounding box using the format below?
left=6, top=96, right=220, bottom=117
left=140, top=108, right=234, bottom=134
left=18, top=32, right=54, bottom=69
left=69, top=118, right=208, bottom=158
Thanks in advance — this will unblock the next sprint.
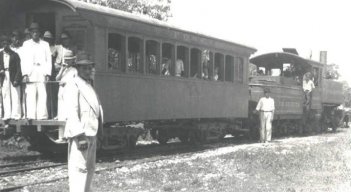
left=48, top=0, right=256, bottom=52
left=250, top=52, right=324, bottom=69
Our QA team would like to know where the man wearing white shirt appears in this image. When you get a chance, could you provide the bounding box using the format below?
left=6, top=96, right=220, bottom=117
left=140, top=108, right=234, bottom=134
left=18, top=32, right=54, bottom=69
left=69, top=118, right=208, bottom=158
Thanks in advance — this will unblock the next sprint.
left=255, top=88, right=275, bottom=143
left=302, top=72, right=315, bottom=109
left=64, top=52, right=102, bottom=192
left=0, top=35, right=22, bottom=121
left=22, top=23, right=52, bottom=119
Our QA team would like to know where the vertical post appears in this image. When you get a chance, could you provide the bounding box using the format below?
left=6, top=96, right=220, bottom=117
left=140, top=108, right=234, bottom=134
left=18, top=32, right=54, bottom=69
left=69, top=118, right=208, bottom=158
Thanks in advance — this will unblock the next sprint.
left=171, top=44, right=176, bottom=76
left=159, top=42, right=163, bottom=75
left=198, top=49, right=202, bottom=79
left=141, top=38, right=145, bottom=74
left=209, top=51, right=214, bottom=80
left=222, top=55, right=227, bottom=81
left=185, top=47, right=190, bottom=78
left=125, top=35, right=129, bottom=73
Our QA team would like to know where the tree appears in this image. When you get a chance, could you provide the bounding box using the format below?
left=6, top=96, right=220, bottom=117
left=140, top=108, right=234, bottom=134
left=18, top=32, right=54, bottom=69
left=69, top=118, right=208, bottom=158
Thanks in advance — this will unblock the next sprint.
left=77, top=0, right=172, bottom=21
left=325, top=63, right=340, bottom=80
left=342, top=81, right=351, bottom=108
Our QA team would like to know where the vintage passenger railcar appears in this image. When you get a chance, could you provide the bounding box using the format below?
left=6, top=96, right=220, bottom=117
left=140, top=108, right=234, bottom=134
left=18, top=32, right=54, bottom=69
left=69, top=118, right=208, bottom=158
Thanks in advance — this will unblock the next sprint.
left=249, top=52, right=344, bottom=136
left=0, top=0, right=256, bottom=152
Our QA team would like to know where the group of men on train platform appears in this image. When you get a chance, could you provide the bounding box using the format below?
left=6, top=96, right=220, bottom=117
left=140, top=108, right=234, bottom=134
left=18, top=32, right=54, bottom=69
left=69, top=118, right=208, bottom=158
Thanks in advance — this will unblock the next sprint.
left=0, top=23, right=78, bottom=124
left=1, top=22, right=103, bottom=192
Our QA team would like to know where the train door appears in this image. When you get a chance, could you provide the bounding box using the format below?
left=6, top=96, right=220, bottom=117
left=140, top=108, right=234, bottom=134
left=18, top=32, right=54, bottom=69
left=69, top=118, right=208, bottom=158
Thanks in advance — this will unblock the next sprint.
left=26, top=12, right=56, bottom=37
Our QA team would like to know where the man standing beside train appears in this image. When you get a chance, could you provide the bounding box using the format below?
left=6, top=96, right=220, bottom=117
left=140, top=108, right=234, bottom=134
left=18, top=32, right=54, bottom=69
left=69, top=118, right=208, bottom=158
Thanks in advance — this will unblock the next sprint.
left=63, top=52, right=103, bottom=192
left=302, top=72, right=315, bottom=110
left=255, top=88, right=275, bottom=143
left=21, top=23, right=52, bottom=119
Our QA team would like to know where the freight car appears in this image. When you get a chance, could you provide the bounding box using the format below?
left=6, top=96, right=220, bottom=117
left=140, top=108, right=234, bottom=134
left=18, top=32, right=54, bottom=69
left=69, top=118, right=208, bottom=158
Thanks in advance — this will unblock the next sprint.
left=0, top=0, right=256, bottom=152
left=248, top=52, right=344, bottom=137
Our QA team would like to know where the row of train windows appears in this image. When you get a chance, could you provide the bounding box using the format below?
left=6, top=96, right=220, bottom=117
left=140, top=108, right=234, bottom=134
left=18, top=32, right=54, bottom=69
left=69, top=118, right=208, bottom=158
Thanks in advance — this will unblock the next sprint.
left=107, top=33, right=245, bottom=83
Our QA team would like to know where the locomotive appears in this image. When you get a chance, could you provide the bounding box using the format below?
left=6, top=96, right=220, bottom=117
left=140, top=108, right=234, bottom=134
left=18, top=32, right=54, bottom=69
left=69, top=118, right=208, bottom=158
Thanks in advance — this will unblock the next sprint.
left=0, top=0, right=344, bottom=153
left=249, top=52, right=344, bottom=138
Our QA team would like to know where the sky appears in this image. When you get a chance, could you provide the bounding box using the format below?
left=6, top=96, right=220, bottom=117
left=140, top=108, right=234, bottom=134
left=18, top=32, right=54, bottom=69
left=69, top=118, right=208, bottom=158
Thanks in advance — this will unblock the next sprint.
left=168, top=0, right=351, bottom=83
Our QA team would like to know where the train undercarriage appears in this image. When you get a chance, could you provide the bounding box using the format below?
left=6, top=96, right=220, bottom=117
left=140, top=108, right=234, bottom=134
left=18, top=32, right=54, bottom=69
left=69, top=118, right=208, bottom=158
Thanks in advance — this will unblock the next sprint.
left=0, top=107, right=344, bottom=154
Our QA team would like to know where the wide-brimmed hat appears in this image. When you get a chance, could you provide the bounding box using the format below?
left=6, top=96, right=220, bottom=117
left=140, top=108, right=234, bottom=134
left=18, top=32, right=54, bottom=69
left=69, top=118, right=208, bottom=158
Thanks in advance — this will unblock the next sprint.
left=64, top=50, right=76, bottom=61
left=29, top=22, right=40, bottom=30
left=0, top=35, right=10, bottom=43
left=43, top=31, right=53, bottom=38
left=76, top=51, right=94, bottom=65
left=263, top=87, right=271, bottom=93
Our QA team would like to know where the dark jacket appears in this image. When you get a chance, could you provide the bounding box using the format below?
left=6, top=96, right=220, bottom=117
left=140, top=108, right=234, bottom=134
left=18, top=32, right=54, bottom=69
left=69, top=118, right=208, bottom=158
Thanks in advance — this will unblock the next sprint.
left=0, top=49, right=22, bottom=87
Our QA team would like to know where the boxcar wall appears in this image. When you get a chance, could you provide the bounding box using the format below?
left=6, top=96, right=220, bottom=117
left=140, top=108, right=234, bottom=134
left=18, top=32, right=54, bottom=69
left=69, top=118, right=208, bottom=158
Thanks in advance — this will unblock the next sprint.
left=70, top=1, right=256, bottom=122
left=92, top=24, right=254, bottom=122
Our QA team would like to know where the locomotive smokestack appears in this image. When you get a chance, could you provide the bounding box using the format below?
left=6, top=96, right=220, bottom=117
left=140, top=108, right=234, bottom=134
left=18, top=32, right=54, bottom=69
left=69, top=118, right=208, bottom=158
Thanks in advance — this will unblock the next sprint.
left=320, top=51, right=327, bottom=64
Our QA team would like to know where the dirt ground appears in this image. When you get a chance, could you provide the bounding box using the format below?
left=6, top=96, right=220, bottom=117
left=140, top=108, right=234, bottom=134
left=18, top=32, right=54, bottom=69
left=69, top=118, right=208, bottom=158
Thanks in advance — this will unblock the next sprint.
left=12, top=128, right=351, bottom=192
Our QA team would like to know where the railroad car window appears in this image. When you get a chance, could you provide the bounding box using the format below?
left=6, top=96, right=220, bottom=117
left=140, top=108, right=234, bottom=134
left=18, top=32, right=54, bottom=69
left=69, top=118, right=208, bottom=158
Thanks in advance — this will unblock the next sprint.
left=162, top=43, right=174, bottom=76
left=238, top=57, right=244, bottom=83
left=177, top=46, right=189, bottom=77
left=214, top=53, right=224, bottom=81
left=202, top=50, right=210, bottom=80
left=190, top=48, right=202, bottom=79
left=225, top=55, right=234, bottom=82
left=271, top=69, right=281, bottom=76
left=258, top=67, right=266, bottom=75
left=108, top=33, right=126, bottom=72
left=146, top=40, right=160, bottom=75
left=283, top=63, right=292, bottom=77
left=128, top=37, right=143, bottom=73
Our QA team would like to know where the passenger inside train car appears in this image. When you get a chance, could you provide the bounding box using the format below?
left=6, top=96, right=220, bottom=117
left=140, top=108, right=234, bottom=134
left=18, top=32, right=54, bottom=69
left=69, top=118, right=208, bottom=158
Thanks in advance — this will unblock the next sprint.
left=161, top=58, right=171, bottom=76
left=147, top=54, right=157, bottom=74
left=213, top=67, right=219, bottom=80
left=175, top=58, right=184, bottom=77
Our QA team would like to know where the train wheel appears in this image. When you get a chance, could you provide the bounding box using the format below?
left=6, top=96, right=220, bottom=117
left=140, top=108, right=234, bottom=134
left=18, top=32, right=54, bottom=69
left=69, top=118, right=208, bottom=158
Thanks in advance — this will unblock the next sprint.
left=189, top=129, right=203, bottom=145
left=178, top=131, right=189, bottom=143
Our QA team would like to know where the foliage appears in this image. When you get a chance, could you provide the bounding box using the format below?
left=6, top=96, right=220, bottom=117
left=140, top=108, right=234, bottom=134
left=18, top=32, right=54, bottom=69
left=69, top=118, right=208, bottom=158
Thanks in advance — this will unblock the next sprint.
left=342, top=81, right=351, bottom=107
left=77, top=0, right=172, bottom=21
left=325, top=63, right=340, bottom=80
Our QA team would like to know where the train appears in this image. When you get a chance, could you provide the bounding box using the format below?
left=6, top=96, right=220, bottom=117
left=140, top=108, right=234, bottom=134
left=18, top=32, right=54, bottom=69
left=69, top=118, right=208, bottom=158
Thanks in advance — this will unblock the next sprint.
left=0, top=0, right=344, bottom=153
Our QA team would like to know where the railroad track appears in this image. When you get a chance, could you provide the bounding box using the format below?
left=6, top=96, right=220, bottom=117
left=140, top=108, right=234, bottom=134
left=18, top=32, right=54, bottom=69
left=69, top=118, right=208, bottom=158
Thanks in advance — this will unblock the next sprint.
left=0, top=136, right=253, bottom=191
left=0, top=161, right=66, bottom=176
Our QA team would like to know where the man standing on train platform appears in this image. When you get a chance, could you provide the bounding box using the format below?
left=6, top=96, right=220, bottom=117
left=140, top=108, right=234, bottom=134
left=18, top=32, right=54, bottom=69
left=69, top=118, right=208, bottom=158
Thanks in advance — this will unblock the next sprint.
left=21, top=22, right=52, bottom=120
left=302, top=72, right=315, bottom=110
left=55, top=32, right=77, bottom=71
left=43, top=30, right=59, bottom=118
left=11, top=30, right=27, bottom=119
left=63, top=52, right=103, bottom=192
left=255, top=87, right=275, bottom=143
left=0, top=35, right=22, bottom=122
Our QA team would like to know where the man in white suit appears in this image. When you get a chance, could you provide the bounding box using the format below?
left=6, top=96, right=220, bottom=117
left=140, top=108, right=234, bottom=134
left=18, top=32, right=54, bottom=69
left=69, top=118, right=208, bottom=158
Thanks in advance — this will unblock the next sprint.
left=22, top=23, right=52, bottom=119
left=64, top=52, right=102, bottom=192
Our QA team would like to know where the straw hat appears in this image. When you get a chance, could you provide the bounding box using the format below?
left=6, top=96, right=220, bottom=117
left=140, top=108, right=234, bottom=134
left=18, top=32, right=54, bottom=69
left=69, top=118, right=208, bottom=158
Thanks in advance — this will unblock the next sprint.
left=76, top=51, right=94, bottom=65
left=60, top=32, right=70, bottom=39
left=43, top=31, right=53, bottom=38
left=64, top=50, right=76, bottom=61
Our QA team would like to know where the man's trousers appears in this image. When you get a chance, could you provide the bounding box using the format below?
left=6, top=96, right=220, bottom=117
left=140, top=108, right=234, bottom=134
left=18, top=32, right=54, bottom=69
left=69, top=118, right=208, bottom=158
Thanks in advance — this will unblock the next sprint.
left=259, top=111, right=273, bottom=142
left=25, top=67, right=48, bottom=119
left=2, top=71, right=21, bottom=120
left=68, top=136, right=97, bottom=192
